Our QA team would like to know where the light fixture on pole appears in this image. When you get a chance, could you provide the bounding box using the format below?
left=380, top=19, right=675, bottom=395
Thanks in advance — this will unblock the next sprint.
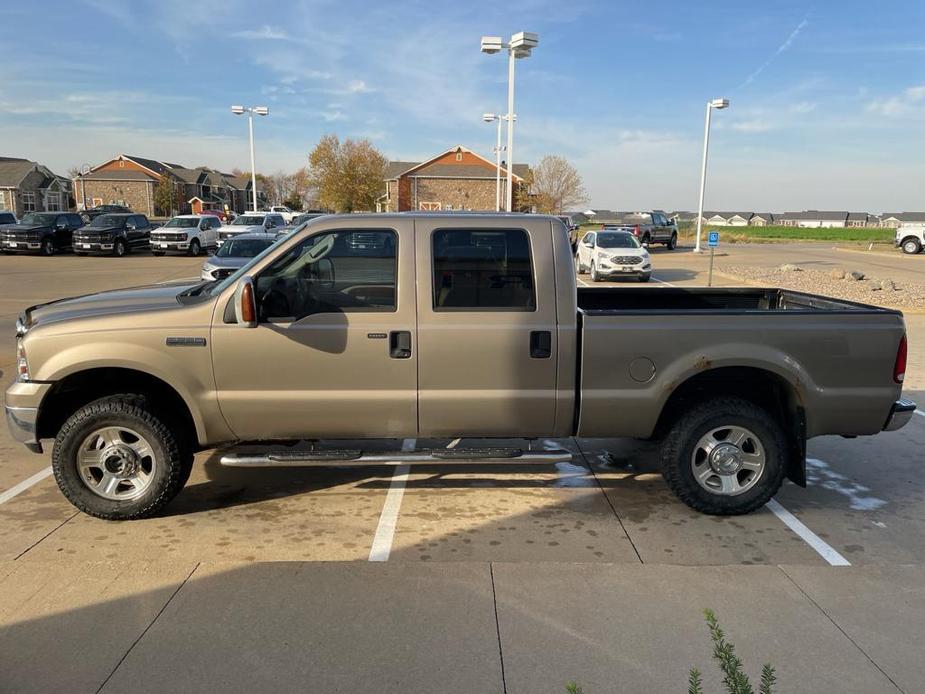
left=78, top=163, right=91, bottom=211
left=694, top=97, right=729, bottom=253
left=231, top=104, right=270, bottom=212
left=481, top=31, right=538, bottom=212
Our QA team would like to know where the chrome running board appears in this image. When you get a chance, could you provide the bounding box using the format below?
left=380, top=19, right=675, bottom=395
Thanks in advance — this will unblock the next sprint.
left=220, top=447, right=572, bottom=467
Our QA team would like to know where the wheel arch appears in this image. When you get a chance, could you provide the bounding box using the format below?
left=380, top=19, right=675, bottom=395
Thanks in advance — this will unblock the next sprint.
left=36, top=367, right=201, bottom=448
left=654, top=365, right=806, bottom=486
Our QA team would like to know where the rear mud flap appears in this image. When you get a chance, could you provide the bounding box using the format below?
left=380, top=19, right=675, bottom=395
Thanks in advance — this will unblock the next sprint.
left=786, top=407, right=807, bottom=487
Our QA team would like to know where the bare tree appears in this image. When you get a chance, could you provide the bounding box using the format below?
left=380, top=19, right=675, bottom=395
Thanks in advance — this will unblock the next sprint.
left=267, top=170, right=293, bottom=205
left=529, top=155, right=588, bottom=214
left=307, top=134, right=387, bottom=212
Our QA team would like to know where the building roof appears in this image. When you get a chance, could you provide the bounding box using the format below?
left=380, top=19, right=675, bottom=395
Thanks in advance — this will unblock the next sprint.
left=385, top=146, right=527, bottom=181
left=83, top=169, right=157, bottom=182
left=170, top=167, right=208, bottom=184
left=751, top=213, right=775, bottom=220
left=123, top=155, right=176, bottom=176
left=881, top=212, right=925, bottom=222
left=0, top=159, right=37, bottom=187
left=409, top=163, right=517, bottom=179
left=846, top=212, right=870, bottom=221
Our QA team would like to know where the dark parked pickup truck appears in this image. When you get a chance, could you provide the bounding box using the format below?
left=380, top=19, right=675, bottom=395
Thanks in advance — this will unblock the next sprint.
left=0, top=212, right=85, bottom=255
left=72, top=213, right=152, bottom=256
left=5, top=213, right=915, bottom=520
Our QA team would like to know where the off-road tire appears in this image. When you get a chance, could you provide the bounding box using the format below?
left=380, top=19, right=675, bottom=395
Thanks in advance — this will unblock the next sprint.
left=667, top=232, right=678, bottom=250
left=41, top=238, right=55, bottom=256
left=660, top=397, right=786, bottom=515
left=901, top=238, right=921, bottom=255
left=590, top=262, right=600, bottom=282
left=188, top=238, right=201, bottom=256
left=113, top=239, right=127, bottom=257
left=52, top=395, right=191, bottom=520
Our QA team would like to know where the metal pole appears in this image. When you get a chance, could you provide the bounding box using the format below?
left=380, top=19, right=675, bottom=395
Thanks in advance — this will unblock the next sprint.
left=495, top=117, right=502, bottom=211
left=708, top=244, right=715, bottom=286
left=248, top=110, right=258, bottom=212
left=694, top=102, right=712, bottom=253
left=505, top=47, right=516, bottom=212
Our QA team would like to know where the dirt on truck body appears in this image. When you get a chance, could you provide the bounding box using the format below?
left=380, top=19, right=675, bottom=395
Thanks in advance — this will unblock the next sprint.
left=5, top=213, right=915, bottom=520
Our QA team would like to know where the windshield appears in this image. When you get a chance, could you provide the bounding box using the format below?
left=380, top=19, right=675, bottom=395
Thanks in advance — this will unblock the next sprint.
left=216, top=238, right=274, bottom=258
left=233, top=215, right=264, bottom=226
left=164, top=217, right=200, bottom=228
left=597, top=232, right=640, bottom=249
left=20, top=213, right=58, bottom=225
left=89, top=215, right=125, bottom=228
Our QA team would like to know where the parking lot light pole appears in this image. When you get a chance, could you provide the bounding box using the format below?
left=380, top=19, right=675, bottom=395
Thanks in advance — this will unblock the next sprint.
left=481, top=32, right=538, bottom=212
left=231, top=105, right=269, bottom=211
left=78, top=163, right=91, bottom=211
left=694, top=98, right=729, bottom=253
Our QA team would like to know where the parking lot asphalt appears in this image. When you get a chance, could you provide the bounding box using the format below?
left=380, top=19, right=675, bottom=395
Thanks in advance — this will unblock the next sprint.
left=0, top=246, right=923, bottom=693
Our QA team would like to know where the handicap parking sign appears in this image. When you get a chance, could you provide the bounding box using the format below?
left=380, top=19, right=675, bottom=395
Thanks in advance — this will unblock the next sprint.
left=708, top=231, right=719, bottom=247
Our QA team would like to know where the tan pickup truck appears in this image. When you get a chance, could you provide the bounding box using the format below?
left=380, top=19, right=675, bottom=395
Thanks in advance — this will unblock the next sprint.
left=5, top=213, right=915, bottom=520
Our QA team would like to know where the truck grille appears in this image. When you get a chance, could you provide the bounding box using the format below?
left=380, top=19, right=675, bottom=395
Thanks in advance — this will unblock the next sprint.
left=612, top=255, right=642, bottom=265
left=1, top=232, right=39, bottom=242
left=151, top=232, right=186, bottom=242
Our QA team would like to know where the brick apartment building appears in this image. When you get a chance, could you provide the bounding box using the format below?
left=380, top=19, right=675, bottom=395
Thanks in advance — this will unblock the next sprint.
left=73, top=155, right=265, bottom=217
left=378, top=145, right=529, bottom=212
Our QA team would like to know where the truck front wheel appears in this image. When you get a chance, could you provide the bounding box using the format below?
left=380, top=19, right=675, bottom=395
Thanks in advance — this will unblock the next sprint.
left=660, top=397, right=786, bottom=515
left=52, top=395, right=191, bottom=520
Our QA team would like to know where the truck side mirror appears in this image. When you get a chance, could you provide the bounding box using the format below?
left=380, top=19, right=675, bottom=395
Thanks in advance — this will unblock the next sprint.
left=234, top=276, right=257, bottom=328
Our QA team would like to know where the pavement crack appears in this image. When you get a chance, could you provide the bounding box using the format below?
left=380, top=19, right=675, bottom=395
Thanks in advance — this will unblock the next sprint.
left=777, top=566, right=906, bottom=694
left=574, top=438, right=644, bottom=564
left=489, top=562, right=508, bottom=694
left=13, top=511, right=80, bottom=560
left=95, top=561, right=201, bottom=694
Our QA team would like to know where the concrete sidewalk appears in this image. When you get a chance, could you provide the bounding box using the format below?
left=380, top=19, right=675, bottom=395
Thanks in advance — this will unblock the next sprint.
left=1, top=560, right=920, bottom=693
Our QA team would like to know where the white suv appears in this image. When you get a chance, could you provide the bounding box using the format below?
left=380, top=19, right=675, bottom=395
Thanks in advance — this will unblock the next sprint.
left=896, top=224, right=924, bottom=254
left=150, top=215, right=220, bottom=256
left=575, top=229, right=652, bottom=282
left=216, top=212, right=286, bottom=246
left=269, top=206, right=295, bottom=223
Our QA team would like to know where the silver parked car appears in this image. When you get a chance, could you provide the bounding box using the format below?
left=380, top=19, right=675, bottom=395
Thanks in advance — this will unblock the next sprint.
left=200, top=231, right=278, bottom=280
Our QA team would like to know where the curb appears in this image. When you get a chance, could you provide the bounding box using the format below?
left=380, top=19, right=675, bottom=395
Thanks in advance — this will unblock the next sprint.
left=834, top=246, right=910, bottom=259
left=710, top=268, right=925, bottom=315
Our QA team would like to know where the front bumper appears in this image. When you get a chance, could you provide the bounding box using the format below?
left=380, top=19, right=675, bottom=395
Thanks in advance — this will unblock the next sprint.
left=1, top=239, right=42, bottom=251
left=73, top=240, right=115, bottom=253
left=152, top=240, right=190, bottom=252
left=883, top=399, right=917, bottom=431
left=598, top=263, right=651, bottom=277
left=4, top=381, right=53, bottom=453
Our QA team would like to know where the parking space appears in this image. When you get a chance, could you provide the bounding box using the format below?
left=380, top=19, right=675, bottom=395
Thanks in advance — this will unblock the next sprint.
left=1, top=246, right=923, bottom=691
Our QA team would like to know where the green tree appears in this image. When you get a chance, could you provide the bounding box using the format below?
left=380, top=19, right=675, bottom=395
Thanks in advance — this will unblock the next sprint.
left=307, top=134, right=387, bottom=212
left=153, top=175, right=177, bottom=217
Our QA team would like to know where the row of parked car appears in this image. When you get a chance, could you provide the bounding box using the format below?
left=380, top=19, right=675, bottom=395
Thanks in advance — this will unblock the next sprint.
left=0, top=208, right=325, bottom=258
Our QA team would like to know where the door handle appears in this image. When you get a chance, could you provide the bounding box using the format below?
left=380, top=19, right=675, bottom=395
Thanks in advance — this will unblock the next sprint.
left=530, top=330, right=552, bottom=359
left=389, top=330, right=412, bottom=359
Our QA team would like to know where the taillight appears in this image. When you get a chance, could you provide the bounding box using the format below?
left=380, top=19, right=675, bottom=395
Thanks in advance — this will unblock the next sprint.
left=894, top=334, right=907, bottom=384
left=632, top=225, right=640, bottom=236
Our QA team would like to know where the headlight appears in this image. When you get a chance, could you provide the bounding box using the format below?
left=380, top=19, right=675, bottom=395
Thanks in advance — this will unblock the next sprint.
left=16, top=337, right=29, bottom=380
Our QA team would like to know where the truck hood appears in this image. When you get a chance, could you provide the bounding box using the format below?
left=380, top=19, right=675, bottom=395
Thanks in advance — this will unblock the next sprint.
left=75, top=225, right=123, bottom=235
left=219, top=225, right=263, bottom=234
left=0, top=223, right=52, bottom=234
left=24, top=281, right=198, bottom=330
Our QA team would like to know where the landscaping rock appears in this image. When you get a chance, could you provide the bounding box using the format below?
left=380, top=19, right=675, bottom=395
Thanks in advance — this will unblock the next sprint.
left=829, top=269, right=846, bottom=280
left=779, top=264, right=803, bottom=272
left=879, top=279, right=896, bottom=291
left=847, top=271, right=865, bottom=281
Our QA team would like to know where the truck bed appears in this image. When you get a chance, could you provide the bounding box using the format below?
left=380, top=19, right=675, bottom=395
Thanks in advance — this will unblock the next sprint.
left=577, top=287, right=899, bottom=314
left=574, top=286, right=905, bottom=441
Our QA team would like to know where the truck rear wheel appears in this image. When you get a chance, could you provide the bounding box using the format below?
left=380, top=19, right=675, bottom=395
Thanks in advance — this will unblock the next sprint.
left=52, top=395, right=191, bottom=520
left=901, top=238, right=921, bottom=254
left=667, top=232, right=678, bottom=250
left=660, top=397, right=786, bottom=515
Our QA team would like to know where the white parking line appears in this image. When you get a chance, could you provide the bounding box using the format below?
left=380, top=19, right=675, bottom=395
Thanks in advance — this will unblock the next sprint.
left=914, top=409, right=925, bottom=419
left=650, top=276, right=676, bottom=287
left=766, top=499, right=850, bottom=566
left=0, top=466, right=53, bottom=506
left=367, top=439, right=415, bottom=562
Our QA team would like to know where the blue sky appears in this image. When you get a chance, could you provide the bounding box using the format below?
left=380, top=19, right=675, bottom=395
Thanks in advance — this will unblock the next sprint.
left=1, top=0, right=922, bottom=211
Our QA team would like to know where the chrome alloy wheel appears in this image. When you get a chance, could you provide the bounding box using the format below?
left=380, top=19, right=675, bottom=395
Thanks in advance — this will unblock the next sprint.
left=77, top=426, right=157, bottom=500
left=690, top=425, right=766, bottom=496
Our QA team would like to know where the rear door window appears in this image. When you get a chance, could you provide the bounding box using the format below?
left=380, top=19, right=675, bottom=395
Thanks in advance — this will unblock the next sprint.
left=432, top=229, right=535, bottom=311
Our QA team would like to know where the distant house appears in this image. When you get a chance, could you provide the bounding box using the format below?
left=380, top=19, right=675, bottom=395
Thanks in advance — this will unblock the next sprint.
left=379, top=145, right=529, bottom=212
left=702, top=212, right=730, bottom=226
left=74, top=155, right=265, bottom=216
left=0, top=157, right=71, bottom=216
left=749, top=213, right=775, bottom=226
left=880, top=212, right=925, bottom=228
left=726, top=212, right=752, bottom=226
left=846, top=212, right=874, bottom=227
left=778, top=210, right=848, bottom=228
left=669, top=211, right=696, bottom=223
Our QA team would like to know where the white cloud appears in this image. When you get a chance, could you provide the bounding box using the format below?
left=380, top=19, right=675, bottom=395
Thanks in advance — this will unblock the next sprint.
left=866, top=83, right=925, bottom=116
left=789, top=101, right=817, bottom=114
left=731, top=120, right=774, bottom=133
left=232, top=25, right=290, bottom=41
left=346, top=80, right=371, bottom=94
